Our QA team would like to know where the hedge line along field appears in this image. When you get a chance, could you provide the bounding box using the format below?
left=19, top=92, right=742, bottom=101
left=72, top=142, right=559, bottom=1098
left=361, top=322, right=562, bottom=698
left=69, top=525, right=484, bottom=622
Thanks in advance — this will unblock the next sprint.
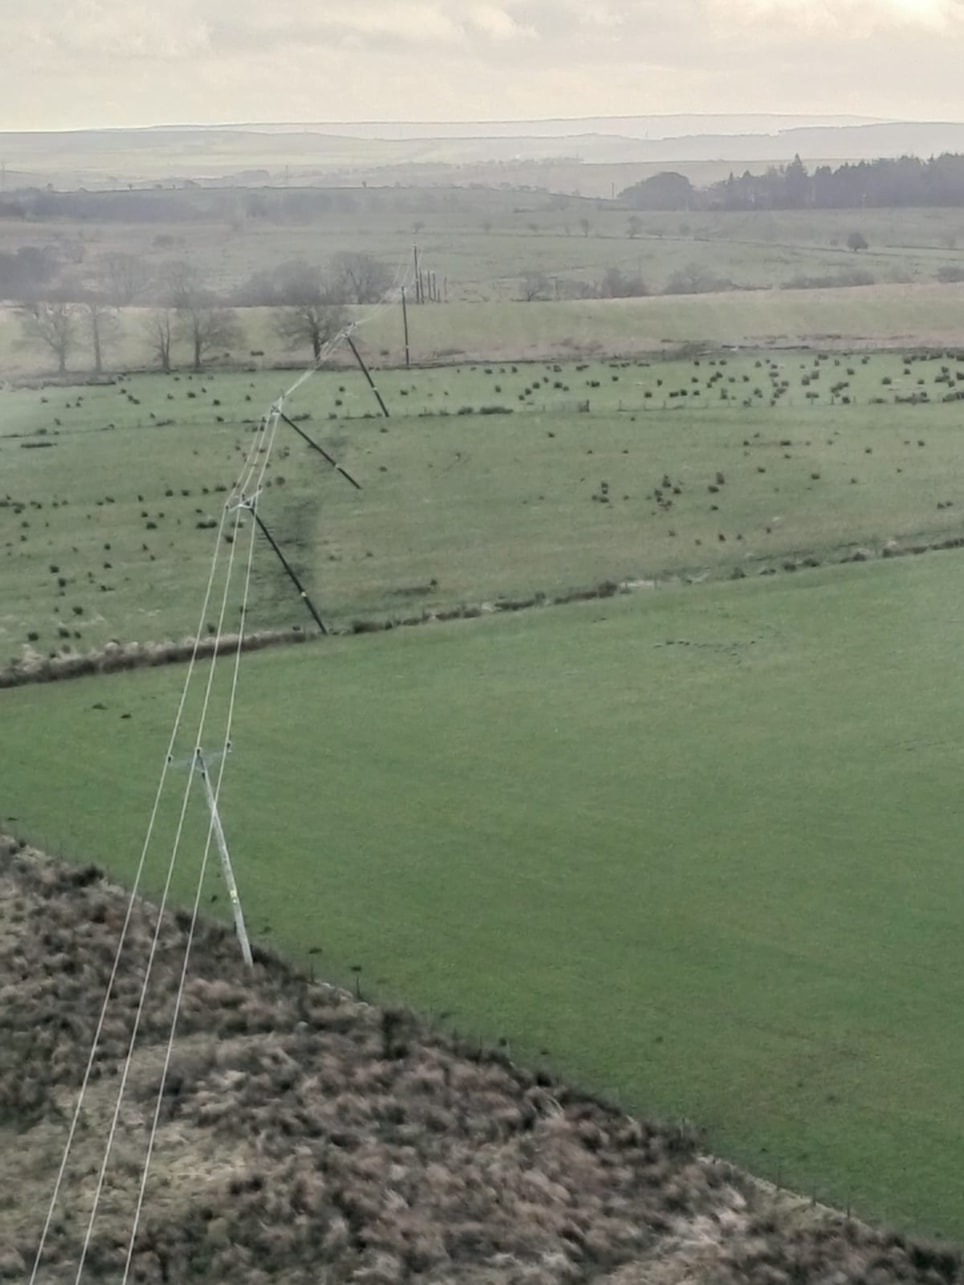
left=5, top=347, right=964, bottom=656
left=4, top=552, right=964, bottom=1240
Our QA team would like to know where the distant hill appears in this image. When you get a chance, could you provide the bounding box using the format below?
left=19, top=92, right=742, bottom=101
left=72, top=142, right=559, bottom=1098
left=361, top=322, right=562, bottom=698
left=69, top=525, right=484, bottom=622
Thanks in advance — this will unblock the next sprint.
left=219, top=114, right=887, bottom=140
left=2, top=117, right=964, bottom=195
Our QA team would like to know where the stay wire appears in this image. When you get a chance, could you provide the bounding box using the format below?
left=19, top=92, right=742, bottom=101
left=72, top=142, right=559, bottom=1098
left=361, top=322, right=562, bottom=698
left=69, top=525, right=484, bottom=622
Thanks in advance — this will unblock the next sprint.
left=27, top=412, right=270, bottom=1285
left=119, top=414, right=276, bottom=1282
left=57, top=270, right=405, bottom=1279
left=69, top=415, right=271, bottom=1284
left=119, top=398, right=306, bottom=1275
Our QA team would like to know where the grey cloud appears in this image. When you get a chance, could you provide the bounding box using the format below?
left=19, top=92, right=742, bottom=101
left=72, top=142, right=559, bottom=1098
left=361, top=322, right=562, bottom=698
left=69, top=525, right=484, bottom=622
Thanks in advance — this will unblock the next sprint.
left=206, top=2, right=537, bottom=55
left=2, top=0, right=962, bottom=128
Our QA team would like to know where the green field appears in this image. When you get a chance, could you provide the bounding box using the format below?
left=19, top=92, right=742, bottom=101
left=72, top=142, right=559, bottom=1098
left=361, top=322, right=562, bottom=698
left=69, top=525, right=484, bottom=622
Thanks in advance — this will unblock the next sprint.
left=4, top=553, right=964, bottom=1238
left=5, top=347, right=964, bottom=656
left=7, top=328, right=964, bottom=1245
left=4, top=197, right=964, bottom=305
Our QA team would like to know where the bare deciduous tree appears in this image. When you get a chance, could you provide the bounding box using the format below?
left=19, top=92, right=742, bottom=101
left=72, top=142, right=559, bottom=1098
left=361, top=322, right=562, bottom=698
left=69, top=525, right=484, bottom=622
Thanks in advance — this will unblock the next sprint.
left=155, top=260, right=241, bottom=370
left=518, top=271, right=552, bottom=302
left=158, top=259, right=196, bottom=309
left=330, top=251, right=393, bottom=304
left=258, top=263, right=347, bottom=361
left=145, top=308, right=176, bottom=373
left=80, top=297, right=119, bottom=374
left=18, top=301, right=79, bottom=374
left=177, top=297, right=242, bottom=371
left=96, top=252, right=151, bottom=306
left=276, top=299, right=347, bottom=362
left=598, top=267, right=649, bottom=299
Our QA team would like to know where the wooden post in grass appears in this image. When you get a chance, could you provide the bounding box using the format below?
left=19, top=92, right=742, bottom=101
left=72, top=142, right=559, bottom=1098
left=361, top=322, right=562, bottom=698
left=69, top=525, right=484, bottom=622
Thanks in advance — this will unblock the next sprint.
left=413, top=245, right=422, bottom=304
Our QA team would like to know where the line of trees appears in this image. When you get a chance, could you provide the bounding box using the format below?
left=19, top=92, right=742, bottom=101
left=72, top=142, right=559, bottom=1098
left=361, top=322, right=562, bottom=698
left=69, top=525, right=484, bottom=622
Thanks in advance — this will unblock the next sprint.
left=0, top=187, right=367, bottom=225
left=13, top=252, right=394, bottom=375
left=621, top=153, right=964, bottom=212
left=519, top=265, right=650, bottom=302
left=17, top=296, right=239, bottom=376
left=517, top=261, right=746, bottom=301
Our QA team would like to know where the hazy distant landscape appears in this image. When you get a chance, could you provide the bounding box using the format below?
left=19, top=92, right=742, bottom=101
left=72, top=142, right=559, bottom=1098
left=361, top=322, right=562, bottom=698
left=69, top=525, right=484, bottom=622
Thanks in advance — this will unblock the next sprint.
left=6, top=114, right=964, bottom=194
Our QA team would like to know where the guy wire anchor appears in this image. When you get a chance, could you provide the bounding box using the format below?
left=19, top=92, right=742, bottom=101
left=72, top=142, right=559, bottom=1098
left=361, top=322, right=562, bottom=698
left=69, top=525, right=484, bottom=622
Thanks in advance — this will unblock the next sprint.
left=170, top=743, right=253, bottom=968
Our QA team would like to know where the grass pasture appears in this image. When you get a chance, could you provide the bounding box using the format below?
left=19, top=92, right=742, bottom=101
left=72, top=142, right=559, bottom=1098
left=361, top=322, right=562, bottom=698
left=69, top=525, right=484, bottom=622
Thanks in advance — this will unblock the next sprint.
left=5, top=347, right=964, bottom=657
left=3, top=198, right=964, bottom=308
left=4, top=553, right=964, bottom=1239
left=7, top=336, right=964, bottom=1245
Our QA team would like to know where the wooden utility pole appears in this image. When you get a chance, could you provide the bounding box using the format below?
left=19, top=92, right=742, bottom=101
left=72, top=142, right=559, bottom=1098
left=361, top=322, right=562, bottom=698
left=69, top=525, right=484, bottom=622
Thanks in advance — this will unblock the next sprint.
left=401, top=286, right=411, bottom=368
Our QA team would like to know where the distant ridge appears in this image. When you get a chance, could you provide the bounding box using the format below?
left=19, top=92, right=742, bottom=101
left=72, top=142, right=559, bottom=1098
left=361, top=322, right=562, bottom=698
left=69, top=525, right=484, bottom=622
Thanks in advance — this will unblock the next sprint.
left=150, top=114, right=891, bottom=141
left=3, top=117, right=964, bottom=193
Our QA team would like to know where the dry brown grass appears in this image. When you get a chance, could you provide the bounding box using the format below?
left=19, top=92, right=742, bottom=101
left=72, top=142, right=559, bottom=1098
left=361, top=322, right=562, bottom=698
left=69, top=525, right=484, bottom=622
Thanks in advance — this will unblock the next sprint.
left=1, top=836, right=960, bottom=1284
left=0, top=627, right=310, bottom=691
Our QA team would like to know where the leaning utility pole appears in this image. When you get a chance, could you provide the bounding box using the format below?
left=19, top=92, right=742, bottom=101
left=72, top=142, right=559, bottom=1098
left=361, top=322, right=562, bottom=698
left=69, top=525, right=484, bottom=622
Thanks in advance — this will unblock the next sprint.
left=344, top=332, right=391, bottom=418
left=238, top=490, right=329, bottom=634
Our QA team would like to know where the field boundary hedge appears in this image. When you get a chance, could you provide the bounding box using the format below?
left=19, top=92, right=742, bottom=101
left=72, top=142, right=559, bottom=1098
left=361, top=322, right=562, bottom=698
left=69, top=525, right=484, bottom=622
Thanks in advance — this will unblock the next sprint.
left=5, top=531, right=964, bottom=692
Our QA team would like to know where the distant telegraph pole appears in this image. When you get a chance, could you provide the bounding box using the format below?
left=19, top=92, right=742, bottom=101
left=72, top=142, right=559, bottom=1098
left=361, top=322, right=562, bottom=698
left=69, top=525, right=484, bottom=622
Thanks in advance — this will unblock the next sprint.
left=401, top=286, right=411, bottom=368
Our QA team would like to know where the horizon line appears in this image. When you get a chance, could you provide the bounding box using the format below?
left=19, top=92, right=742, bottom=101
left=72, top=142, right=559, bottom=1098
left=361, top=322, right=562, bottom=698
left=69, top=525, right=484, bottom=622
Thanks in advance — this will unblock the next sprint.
left=1, top=112, right=930, bottom=137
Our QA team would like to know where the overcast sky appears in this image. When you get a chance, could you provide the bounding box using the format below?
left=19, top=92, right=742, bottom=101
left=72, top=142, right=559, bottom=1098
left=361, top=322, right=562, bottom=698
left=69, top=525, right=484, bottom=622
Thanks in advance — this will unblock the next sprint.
left=4, top=0, right=964, bottom=130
